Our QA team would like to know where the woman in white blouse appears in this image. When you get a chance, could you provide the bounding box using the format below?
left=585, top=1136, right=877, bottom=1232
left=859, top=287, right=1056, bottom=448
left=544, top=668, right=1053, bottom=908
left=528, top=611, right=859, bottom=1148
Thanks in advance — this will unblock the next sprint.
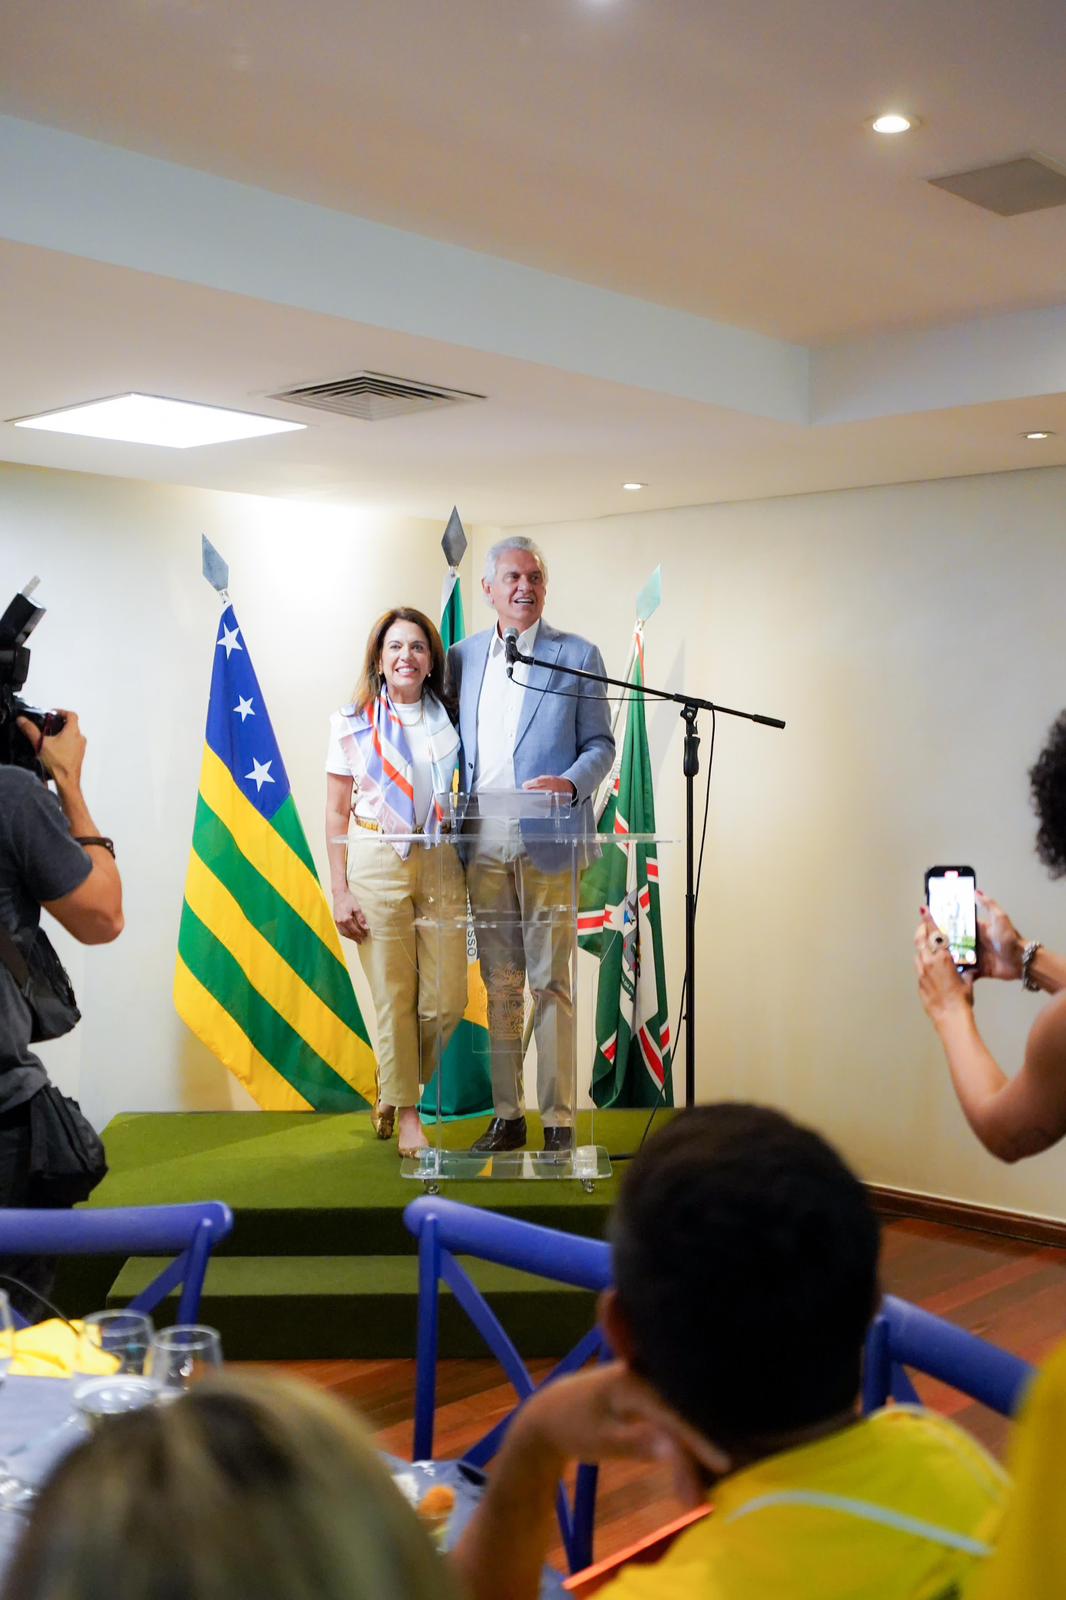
left=325, top=608, right=467, bottom=1157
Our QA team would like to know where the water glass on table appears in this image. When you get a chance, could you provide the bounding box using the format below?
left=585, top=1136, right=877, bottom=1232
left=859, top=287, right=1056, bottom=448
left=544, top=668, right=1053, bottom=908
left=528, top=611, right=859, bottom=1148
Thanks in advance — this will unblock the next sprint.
left=72, top=1310, right=159, bottom=1430
left=147, top=1326, right=223, bottom=1394
left=76, top=1311, right=154, bottom=1377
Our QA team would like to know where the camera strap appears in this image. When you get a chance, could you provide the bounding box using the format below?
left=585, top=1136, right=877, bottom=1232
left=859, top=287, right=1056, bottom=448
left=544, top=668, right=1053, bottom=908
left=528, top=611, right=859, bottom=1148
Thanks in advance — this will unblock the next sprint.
left=0, top=923, right=33, bottom=989
left=0, top=922, right=81, bottom=1042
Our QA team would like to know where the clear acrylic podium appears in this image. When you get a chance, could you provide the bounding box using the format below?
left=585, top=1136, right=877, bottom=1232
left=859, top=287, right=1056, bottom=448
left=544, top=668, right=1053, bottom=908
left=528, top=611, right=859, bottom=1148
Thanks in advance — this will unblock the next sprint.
left=339, top=791, right=668, bottom=1187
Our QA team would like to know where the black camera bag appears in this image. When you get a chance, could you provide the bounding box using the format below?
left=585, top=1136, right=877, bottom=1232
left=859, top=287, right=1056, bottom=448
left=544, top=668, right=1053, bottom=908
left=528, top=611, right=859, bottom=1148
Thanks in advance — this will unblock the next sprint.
left=0, top=923, right=81, bottom=1042
left=0, top=925, right=106, bottom=1202
left=26, top=1084, right=108, bottom=1206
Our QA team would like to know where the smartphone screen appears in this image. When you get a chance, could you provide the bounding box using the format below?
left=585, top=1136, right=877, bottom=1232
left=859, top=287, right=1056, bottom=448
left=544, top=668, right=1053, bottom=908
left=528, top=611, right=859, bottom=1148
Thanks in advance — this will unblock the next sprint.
left=925, top=866, right=978, bottom=970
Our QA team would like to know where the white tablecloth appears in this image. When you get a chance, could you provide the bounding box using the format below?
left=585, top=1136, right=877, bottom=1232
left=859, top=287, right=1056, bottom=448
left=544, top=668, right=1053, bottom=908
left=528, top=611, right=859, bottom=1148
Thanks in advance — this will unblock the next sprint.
left=0, top=1377, right=84, bottom=1571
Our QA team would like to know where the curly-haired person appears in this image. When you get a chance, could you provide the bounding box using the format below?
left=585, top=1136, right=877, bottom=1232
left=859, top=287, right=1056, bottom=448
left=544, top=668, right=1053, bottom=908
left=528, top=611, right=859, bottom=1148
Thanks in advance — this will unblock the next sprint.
left=914, top=709, right=1066, bottom=1162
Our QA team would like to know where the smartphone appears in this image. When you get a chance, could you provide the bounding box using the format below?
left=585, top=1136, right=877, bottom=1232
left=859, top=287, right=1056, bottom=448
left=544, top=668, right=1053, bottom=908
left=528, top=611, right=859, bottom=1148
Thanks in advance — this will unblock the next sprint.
left=924, top=865, right=978, bottom=971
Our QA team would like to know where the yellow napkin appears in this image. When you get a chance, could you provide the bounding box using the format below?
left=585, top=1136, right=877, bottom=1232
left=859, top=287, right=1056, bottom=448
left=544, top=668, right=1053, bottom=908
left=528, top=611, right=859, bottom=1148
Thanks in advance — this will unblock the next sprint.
left=10, top=1320, right=121, bottom=1379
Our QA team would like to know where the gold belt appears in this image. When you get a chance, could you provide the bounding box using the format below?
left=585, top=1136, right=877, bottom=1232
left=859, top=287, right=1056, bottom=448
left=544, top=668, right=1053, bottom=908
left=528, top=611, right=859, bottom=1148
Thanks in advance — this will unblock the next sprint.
left=352, top=815, right=423, bottom=835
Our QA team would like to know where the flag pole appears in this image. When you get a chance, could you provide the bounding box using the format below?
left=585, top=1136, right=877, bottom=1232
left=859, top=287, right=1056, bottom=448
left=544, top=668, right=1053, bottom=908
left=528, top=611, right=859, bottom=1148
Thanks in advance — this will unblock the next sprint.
left=595, top=566, right=661, bottom=822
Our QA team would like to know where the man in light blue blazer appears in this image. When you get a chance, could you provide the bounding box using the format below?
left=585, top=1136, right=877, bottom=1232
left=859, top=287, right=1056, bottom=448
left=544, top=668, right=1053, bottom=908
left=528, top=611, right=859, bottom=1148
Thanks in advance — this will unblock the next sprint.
left=448, top=538, right=615, bottom=1154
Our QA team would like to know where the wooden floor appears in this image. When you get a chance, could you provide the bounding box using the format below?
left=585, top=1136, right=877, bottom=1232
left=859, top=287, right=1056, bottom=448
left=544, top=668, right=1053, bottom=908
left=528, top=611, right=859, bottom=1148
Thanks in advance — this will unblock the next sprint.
left=261, top=1216, right=1066, bottom=1569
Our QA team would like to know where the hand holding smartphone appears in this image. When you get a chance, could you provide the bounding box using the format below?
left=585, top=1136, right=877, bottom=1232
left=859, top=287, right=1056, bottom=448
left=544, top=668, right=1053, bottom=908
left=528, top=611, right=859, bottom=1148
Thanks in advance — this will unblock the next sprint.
left=924, top=865, right=978, bottom=972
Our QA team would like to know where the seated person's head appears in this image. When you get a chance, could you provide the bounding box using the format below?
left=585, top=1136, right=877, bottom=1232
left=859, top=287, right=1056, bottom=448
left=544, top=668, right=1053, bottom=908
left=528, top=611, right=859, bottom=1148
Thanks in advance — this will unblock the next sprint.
left=5, top=1371, right=460, bottom=1600
left=606, top=1103, right=880, bottom=1460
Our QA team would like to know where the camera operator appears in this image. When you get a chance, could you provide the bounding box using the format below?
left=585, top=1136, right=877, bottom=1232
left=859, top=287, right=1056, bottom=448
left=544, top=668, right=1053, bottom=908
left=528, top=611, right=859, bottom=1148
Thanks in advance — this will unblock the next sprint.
left=0, top=712, right=122, bottom=1302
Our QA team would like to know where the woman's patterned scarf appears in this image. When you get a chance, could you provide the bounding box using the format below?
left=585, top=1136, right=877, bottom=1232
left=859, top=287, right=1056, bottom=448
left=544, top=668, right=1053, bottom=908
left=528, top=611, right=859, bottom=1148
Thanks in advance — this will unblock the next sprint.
left=336, top=688, right=459, bottom=859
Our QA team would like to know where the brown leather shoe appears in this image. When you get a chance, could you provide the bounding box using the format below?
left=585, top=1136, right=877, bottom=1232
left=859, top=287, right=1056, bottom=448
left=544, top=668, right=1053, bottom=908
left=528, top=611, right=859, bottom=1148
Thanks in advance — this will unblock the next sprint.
left=470, top=1116, right=527, bottom=1153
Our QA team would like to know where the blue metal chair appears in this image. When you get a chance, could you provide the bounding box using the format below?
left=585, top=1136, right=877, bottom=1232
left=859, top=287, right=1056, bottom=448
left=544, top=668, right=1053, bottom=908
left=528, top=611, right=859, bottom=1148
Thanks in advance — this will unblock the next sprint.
left=404, top=1196, right=613, bottom=1574
left=862, top=1292, right=1034, bottom=1417
left=0, top=1202, right=234, bottom=1327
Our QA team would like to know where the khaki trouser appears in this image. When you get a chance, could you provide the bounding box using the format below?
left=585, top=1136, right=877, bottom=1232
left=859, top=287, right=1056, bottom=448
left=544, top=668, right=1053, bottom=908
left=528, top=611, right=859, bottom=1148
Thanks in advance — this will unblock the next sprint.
left=347, top=840, right=468, bottom=1108
left=466, top=836, right=576, bottom=1126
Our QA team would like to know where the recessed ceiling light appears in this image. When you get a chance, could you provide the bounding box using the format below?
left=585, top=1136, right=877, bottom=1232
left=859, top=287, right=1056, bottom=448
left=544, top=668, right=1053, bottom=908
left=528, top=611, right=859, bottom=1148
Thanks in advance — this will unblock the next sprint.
left=870, top=112, right=918, bottom=135
left=12, top=394, right=306, bottom=449
left=1023, top=430, right=1054, bottom=440
left=622, top=481, right=646, bottom=491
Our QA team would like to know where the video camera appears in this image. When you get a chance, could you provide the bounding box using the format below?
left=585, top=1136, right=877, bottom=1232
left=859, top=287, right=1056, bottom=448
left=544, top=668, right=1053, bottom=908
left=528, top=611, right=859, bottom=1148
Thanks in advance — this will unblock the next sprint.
left=0, top=579, right=66, bottom=773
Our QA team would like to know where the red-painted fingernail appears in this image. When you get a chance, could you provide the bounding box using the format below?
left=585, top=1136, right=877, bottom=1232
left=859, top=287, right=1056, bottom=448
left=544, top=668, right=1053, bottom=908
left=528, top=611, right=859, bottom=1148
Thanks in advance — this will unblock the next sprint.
left=919, top=905, right=928, bottom=916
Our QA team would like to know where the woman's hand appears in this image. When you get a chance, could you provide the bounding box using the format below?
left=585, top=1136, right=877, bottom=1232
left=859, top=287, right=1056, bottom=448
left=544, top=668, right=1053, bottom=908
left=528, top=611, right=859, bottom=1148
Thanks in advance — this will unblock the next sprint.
left=915, top=907, right=974, bottom=1025
left=975, top=890, right=1025, bottom=981
left=333, top=889, right=370, bottom=944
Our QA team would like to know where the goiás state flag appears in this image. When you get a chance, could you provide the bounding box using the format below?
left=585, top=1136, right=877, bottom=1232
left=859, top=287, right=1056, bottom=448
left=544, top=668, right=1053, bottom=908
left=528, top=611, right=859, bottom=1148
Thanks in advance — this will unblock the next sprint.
left=175, top=603, right=377, bottom=1110
left=577, top=628, right=672, bottom=1108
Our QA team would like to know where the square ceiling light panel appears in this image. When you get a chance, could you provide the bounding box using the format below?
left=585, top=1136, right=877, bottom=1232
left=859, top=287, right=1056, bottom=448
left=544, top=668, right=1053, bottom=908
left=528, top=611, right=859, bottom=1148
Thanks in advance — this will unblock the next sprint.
left=11, top=394, right=306, bottom=448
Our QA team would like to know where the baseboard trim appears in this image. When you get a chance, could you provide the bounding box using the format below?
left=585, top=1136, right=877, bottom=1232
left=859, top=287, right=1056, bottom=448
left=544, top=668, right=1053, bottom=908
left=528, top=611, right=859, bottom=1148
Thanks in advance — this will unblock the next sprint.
left=868, top=1184, right=1066, bottom=1250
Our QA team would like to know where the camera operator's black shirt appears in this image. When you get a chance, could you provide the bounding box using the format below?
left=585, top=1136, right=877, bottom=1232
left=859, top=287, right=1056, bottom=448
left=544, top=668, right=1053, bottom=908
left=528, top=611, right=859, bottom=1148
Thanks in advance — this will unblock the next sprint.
left=0, top=768, right=91, bottom=1110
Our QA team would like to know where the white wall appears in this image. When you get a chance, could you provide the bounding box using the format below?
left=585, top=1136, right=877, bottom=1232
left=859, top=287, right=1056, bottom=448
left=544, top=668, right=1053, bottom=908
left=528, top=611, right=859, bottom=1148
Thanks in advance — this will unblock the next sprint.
left=511, top=465, right=1066, bottom=1221
left=1, top=462, right=454, bottom=1127
left=6, top=458, right=1066, bottom=1221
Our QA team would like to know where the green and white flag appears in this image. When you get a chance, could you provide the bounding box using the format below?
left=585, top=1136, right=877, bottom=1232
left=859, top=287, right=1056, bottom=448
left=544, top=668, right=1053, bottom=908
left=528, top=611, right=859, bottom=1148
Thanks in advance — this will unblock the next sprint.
left=441, top=564, right=464, bottom=648
left=578, top=628, right=672, bottom=1108
left=419, top=511, right=495, bottom=1119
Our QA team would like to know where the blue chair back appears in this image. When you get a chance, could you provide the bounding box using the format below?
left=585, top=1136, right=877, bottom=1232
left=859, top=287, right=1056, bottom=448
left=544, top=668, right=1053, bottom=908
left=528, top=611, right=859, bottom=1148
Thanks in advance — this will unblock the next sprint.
left=0, top=1202, right=234, bottom=1327
left=863, top=1293, right=1033, bottom=1417
left=404, top=1196, right=612, bottom=1574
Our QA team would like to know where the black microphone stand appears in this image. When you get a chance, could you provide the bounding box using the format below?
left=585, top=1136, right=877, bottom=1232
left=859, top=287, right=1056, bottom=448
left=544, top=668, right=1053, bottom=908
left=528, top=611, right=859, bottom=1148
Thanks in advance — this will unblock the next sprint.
left=509, top=645, right=785, bottom=1107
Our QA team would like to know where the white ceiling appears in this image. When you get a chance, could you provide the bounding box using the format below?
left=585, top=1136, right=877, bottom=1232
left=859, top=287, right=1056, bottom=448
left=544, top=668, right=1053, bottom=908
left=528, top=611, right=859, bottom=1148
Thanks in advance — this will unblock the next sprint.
left=2, top=0, right=1066, bottom=523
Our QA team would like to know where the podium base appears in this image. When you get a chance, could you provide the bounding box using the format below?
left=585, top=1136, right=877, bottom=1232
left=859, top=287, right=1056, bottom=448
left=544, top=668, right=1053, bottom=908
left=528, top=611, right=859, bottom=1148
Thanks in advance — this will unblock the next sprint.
left=400, top=1144, right=612, bottom=1186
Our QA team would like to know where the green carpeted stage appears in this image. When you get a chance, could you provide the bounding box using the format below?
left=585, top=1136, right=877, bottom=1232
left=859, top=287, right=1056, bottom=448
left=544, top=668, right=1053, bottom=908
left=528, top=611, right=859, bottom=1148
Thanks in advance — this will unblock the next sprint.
left=70, top=1110, right=673, bottom=1360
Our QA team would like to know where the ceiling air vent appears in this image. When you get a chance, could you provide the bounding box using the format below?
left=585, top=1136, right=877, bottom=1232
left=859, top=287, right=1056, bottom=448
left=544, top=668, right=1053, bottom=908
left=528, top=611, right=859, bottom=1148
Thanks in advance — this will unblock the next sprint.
left=927, top=153, right=1066, bottom=216
left=270, top=371, right=486, bottom=422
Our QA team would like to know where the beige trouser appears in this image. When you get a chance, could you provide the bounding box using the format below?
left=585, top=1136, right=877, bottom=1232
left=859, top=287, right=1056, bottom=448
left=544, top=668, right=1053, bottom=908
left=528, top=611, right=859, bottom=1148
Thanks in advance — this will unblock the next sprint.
left=466, top=836, right=576, bottom=1126
left=347, top=840, right=468, bottom=1108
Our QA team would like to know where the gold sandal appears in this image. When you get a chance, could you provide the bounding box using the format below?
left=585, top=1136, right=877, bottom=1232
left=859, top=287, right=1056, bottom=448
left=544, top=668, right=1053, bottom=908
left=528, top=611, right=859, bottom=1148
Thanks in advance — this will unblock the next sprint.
left=371, top=1102, right=395, bottom=1140
left=397, top=1109, right=429, bottom=1159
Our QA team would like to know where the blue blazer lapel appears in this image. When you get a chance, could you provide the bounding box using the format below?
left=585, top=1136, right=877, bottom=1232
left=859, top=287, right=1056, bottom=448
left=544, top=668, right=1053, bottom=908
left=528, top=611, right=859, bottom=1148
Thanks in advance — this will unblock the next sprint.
left=461, top=631, right=494, bottom=770
left=515, top=622, right=563, bottom=752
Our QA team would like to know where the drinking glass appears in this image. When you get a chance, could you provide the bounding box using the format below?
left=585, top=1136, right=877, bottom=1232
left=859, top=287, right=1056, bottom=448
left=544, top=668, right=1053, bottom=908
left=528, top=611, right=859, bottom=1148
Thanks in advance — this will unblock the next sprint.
left=72, top=1311, right=159, bottom=1430
left=0, top=1291, right=12, bottom=1386
left=0, top=1289, right=35, bottom=1512
left=147, top=1326, right=222, bottom=1393
left=76, top=1311, right=154, bottom=1378
left=71, top=1375, right=160, bottom=1431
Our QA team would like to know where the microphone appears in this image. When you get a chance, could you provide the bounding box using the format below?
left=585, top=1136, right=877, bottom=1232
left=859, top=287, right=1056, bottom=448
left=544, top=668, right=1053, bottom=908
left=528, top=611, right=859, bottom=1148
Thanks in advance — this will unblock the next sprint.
left=503, top=627, right=519, bottom=678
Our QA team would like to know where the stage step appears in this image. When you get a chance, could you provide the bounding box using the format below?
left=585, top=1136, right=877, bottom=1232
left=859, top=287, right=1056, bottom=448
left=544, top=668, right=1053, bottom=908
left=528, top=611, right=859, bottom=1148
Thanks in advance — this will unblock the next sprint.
left=109, top=1254, right=599, bottom=1360
left=58, top=1110, right=676, bottom=1358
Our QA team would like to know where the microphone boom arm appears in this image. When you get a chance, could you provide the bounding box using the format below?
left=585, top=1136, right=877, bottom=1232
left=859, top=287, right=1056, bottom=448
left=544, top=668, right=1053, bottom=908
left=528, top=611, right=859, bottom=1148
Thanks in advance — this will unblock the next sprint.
left=512, top=646, right=786, bottom=730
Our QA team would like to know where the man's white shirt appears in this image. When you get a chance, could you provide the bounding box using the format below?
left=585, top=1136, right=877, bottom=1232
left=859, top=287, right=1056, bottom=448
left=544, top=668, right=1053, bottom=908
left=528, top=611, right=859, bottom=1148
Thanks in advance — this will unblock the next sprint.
left=474, top=619, right=541, bottom=792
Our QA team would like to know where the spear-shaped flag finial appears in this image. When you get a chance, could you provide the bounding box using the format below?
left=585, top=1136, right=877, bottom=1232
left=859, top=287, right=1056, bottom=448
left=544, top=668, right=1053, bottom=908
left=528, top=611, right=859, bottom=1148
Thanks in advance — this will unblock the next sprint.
left=441, top=506, right=467, bottom=570
left=635, top=564, right=662, bottom=625
left=201, top=535, right=230, bottom=596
